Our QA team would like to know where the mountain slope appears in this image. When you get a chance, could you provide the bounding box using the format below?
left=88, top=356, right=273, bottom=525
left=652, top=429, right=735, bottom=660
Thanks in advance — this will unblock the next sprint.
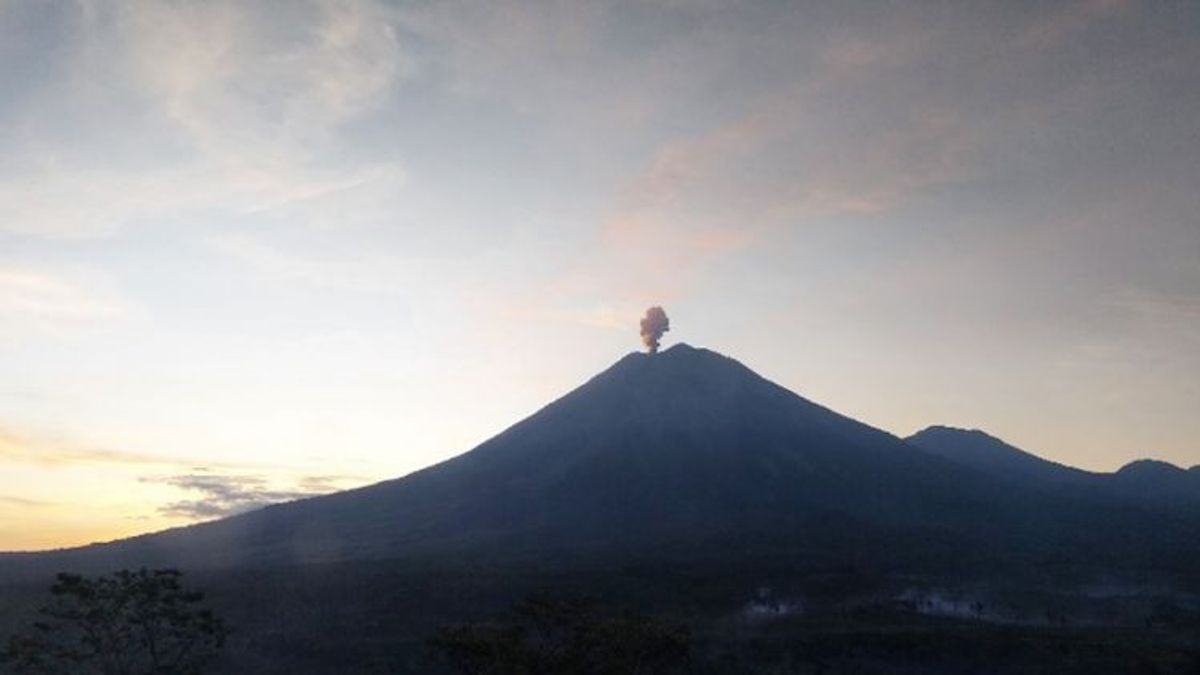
left=1111, top=459, right=1200, bottom=507
left=2, top=345, right=1197, bottom=580
left=906, top=426, right=1093, bottom=484
left=908, top=426, right=1200, bottom=517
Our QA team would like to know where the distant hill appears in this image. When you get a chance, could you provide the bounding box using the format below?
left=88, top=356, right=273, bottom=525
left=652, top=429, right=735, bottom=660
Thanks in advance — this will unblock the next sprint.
left=905, top=426, right=1094, bottom=484
left=908, top=426, right=1200, bottom=516
left=2, top=344, right=1198, bottom=582
left=1110, top=459, right=1200, bottom=508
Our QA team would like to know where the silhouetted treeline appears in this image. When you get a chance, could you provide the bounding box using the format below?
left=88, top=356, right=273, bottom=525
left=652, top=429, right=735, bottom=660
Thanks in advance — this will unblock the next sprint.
left=2, top=569, right=226, bottom=675
left=429, top=593, right=690, bottom=675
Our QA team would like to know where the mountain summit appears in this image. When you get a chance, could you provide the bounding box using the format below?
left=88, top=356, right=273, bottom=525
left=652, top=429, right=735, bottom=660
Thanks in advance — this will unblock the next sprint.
left=905, top=426, right=1092, bottom=484
left=3, top=344, right=1197, bottom=579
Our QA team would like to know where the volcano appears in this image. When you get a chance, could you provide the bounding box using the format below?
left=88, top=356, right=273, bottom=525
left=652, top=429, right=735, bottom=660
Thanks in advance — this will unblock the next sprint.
left=3, top=344, right=1197, bottom=580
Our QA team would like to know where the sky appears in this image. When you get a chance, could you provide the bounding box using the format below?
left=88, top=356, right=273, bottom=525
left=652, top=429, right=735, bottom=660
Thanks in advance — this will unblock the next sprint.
left=1, top=0, right=1198, bottom=551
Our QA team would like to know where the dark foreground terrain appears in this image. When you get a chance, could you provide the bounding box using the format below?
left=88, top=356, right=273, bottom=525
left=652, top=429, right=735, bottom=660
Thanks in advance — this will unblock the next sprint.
left=4, top=558, right=1198, bottom=674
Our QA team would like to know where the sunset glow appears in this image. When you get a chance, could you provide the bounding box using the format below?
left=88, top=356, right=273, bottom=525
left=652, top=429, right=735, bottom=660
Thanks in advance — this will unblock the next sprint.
left=1, top=0, right=1198, bottom=551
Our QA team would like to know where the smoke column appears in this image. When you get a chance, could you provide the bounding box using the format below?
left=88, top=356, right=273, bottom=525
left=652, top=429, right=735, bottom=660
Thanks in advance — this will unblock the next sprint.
left=639, top=306, right=670, bottom=354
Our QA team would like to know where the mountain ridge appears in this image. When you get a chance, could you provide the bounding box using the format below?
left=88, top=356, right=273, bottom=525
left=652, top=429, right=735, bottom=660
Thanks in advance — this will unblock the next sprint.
left=2, top=344, right=1198, bottom=582
left=905, top=425, right=1096, bottom=483
left=906, top=426, right=1200, bottom=518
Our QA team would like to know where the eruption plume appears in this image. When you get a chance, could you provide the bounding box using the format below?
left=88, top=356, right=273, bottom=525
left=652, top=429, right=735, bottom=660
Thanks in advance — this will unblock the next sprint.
left=639, top=306, right=670, bottom=354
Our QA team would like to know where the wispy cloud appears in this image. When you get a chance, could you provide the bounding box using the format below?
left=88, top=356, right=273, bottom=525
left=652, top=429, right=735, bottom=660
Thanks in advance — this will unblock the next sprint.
left=119, top=0, right=406, bottom=145
left=294, top=474, right=358, bottom=492
left=1, top=0, right=409, bottom=239
left=0, top=267, right=128, bottom=336
left=0, top=495, right=52, bottom=508
left=0, top=426, right=249, bottom=469
left=207, top=232, right=411, bottom=295
left=146, top=471, right=350, bottom=520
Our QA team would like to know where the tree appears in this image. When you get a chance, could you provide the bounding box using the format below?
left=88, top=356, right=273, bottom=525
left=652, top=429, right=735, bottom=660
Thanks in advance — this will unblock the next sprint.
left=428, top=593, right=690, bottom=675
left=2, top=569, right=227, bottom=675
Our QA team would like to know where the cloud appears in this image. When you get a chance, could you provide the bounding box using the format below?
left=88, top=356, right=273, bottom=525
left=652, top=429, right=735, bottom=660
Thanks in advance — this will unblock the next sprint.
left=396, top=1, right=609, bottom=106
left=117, top=0, right=406, bottom=144
left=527, top=1, right=1189, bottom=329
left=0, top=426, right=256, bottom=469
left=0, top=159, right=407, bottom=239
left=0, top=495, right=52, bottom=508
left=0, top=0, right=409, bottom=238
left=611, top=68, right=984, bottom=237
left=147, top=471, right=349, bottom=520
left=295, top=474, right=357, bottom=492
left=0, top=262, right=132, bottom=355
left=207, top=232, right=411, bottom=295
left=0, top=427, right=182, bottom=467
left=0, top=268, right=126, bottom=325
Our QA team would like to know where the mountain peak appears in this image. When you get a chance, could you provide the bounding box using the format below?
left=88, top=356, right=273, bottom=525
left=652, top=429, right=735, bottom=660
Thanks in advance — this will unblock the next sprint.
left=907, top=425, right=1016, bottom=451
left=602, top=343, right=756, bottom=386
left=662, top=341, right=698, bottom=352
left=1110, top=460, right=1200, bottom=502
left=609, top=342, right=707, bottom=365
left=642, top=342, right=717, bottom=360
left=905, top=425, right=1085, bottom=482
left=1116, top=459, right=1185, bottom=476
left=912, top=425, right=996, bottom=441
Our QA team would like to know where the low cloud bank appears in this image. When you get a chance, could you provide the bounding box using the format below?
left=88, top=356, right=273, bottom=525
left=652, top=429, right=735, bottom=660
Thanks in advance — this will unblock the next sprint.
left=147, top=471, right=352, bottom=520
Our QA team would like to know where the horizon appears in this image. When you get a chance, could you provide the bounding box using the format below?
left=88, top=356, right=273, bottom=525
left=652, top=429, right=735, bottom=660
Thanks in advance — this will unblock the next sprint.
left=2, top=0, right=1198, bottom=551
left=2, top=340, right=1195, bottom=554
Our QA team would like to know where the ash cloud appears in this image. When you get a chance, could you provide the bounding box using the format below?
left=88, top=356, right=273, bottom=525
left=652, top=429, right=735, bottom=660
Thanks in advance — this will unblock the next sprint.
left=147, top=472, right=349, bottom=520
left=639, top=306, right=670, bottom=353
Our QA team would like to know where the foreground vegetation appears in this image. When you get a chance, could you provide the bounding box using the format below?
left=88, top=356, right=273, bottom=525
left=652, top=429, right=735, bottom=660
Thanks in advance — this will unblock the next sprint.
left=2, top=562, right=1198, bottom=674
left=2, top=570, right=226, bottom=675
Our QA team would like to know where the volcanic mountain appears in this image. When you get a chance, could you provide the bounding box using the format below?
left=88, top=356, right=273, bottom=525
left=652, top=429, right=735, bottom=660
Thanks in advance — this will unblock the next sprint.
left=2, top=344, right=1197, bottom=580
